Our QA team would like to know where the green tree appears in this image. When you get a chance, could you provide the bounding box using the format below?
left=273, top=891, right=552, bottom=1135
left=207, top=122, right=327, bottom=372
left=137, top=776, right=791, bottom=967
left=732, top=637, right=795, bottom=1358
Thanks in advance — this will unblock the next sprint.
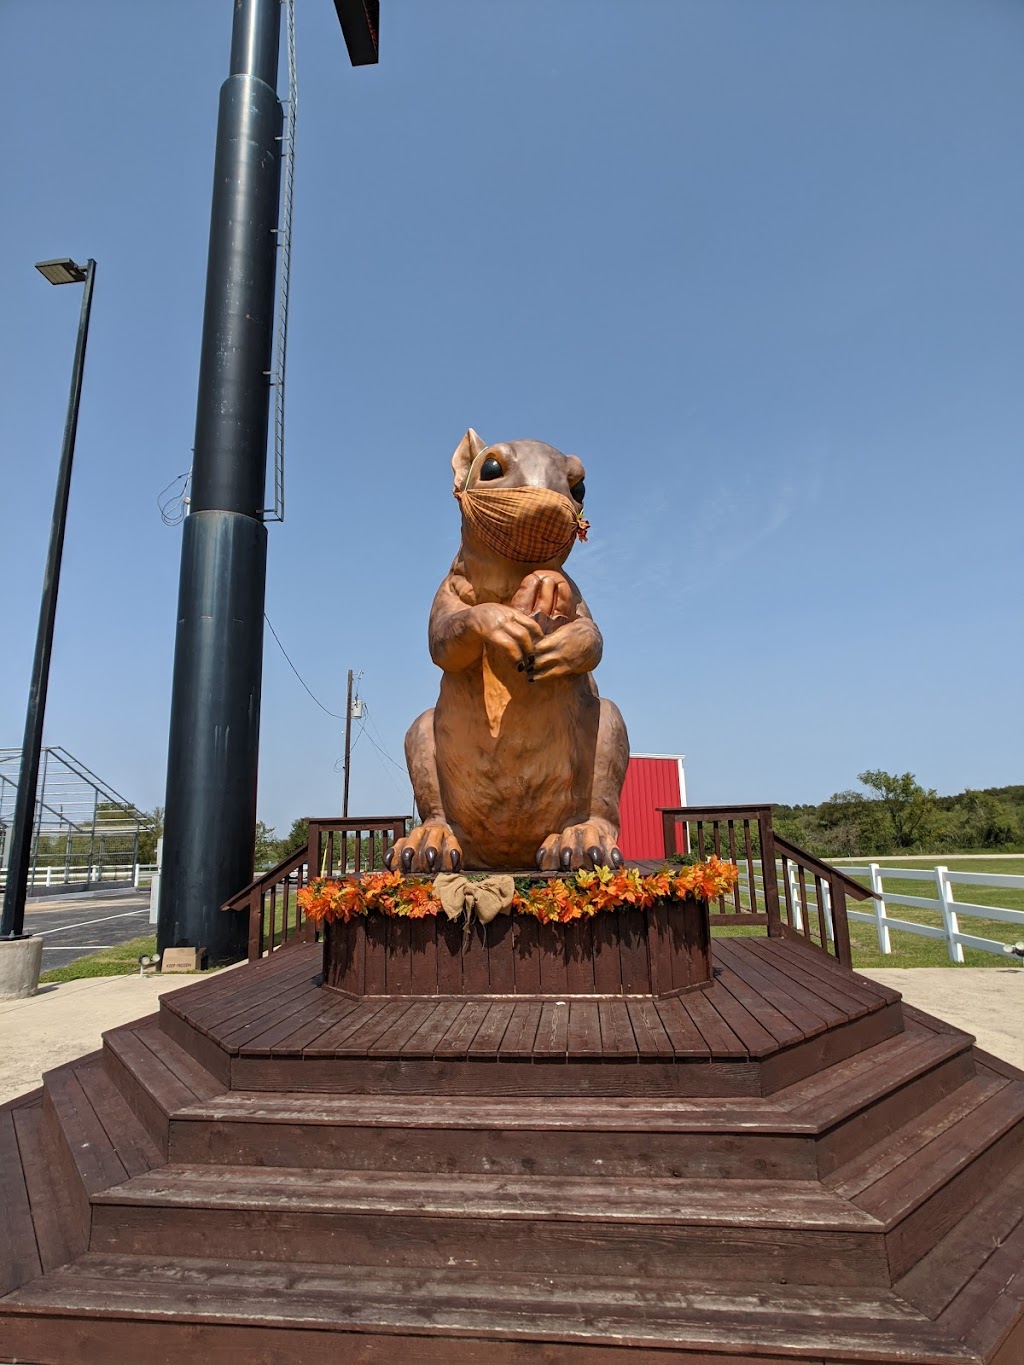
left=254, top=821, right=277, bottom=869
left=858, top=770, right=938, bottom=849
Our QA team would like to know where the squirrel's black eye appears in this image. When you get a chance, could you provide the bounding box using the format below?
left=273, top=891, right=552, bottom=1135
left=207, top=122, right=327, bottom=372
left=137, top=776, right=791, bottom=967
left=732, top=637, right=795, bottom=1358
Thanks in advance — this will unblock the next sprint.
left=479, top=457, right=504, bottom=481
left=570, top=480, right=585, bottom=504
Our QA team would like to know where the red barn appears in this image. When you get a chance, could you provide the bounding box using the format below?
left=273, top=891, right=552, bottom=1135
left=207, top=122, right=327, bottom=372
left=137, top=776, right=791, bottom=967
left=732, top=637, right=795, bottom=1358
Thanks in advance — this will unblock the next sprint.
left=618, top=753, right=687, bottom=862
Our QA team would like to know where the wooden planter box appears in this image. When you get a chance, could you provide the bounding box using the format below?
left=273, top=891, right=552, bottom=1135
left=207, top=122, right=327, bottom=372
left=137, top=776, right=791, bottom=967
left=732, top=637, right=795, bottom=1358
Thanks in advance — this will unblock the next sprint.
left=323, top=898, right=711, bottom=999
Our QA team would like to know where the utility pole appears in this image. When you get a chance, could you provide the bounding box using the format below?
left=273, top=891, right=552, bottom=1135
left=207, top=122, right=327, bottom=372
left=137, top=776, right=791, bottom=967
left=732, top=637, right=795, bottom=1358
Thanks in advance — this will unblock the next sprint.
left=342, top=669, right=354, bottom=818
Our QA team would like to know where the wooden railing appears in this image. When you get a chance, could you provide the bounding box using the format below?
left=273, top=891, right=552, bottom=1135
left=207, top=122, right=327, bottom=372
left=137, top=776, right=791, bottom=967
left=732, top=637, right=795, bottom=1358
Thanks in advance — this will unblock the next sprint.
left=223, top=816, right=408, bottom=961
left=660, top=805, right=872, bottom=968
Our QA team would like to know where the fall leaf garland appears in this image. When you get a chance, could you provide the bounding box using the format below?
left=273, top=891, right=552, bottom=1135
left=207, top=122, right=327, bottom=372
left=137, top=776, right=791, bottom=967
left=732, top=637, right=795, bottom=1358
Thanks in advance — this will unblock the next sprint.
left=297, top=857, right=739, bottom=928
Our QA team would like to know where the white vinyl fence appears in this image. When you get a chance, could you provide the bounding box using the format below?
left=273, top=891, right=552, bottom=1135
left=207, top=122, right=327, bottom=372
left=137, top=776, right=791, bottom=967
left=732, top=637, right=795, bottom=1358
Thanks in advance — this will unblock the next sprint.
left=838, top=864, right=1024, bottom=962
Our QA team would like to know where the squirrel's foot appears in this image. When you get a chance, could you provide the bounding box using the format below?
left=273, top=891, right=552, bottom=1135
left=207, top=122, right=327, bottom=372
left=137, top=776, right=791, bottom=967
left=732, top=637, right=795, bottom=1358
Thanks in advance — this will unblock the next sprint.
left=535, top=820, right=624, bottom=873
left=385, top=822, right=463, bottom=874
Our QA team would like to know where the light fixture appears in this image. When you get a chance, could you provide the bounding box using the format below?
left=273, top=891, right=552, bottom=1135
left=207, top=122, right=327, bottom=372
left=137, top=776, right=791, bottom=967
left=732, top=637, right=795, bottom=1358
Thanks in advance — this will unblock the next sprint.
left=35, top=258, right=88, bottom=286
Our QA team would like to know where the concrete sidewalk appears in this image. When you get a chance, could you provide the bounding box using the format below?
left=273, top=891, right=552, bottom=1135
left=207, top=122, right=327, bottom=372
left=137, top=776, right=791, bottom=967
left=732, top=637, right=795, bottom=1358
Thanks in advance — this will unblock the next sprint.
left=1, top=963, right=1021, bottom=1106
left=0, top=971, right=212, bottom=1104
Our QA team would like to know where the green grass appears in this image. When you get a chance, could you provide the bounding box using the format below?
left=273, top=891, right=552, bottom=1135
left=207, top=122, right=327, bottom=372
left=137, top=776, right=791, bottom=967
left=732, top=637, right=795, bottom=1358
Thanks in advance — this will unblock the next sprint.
left=40, top=934, right=161, bottom=984
left=838, top=855, right=1024, bottom=969
left=708, top=855, right=1024, bottom=970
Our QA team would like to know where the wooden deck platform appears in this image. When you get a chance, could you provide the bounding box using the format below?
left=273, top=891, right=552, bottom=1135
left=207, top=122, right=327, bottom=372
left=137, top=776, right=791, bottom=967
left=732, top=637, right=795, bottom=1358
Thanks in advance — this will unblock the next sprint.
left=2, top=936, right=1023, bottom=1363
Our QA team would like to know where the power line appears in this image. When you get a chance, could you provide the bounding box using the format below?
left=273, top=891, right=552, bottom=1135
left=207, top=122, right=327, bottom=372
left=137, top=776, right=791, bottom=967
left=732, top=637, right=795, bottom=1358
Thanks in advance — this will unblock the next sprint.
left=264, top=614, right=344, bottom=719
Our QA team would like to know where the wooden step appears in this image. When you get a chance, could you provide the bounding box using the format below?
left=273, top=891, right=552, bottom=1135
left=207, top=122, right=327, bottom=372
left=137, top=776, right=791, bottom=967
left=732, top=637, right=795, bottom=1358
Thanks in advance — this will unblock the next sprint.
left=165, top=1022, right=975, bottom=1182
left=897, top=1155, right=1024, bottom=1363
left=0, top=1252, right=977, bottom=1364
left=89, top=1164, right=890, bottom=1287
left=0, top=1092, right=74, bottom=1297
left=828, top=1067, right=1024, bottom=1278
left=40, top=1053, right=162, bottom=1252
left=103, top=1018, right=226, bottom=1158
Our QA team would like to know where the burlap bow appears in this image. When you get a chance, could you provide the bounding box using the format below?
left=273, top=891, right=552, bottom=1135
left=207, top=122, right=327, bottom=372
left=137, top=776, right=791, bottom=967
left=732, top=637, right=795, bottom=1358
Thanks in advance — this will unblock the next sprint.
left=433, top=873, right=516, bottom=926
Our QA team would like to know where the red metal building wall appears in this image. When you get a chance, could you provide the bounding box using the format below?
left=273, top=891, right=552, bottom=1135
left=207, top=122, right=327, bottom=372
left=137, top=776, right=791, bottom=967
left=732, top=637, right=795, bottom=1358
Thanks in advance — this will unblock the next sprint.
left=618, top=755, right=685, bottom=862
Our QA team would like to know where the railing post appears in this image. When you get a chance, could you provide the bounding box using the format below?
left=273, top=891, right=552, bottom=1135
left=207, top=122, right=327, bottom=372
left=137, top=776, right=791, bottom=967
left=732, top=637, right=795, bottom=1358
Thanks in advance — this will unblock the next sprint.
left=247, top=885, right=263, bottom=961
left=758, top=807, right=783, bottom=939
left=868, top=863, right=890, bottom=954
left=661, top=809, right=678, bottom=858
left=307, top=822, right=320, bottom=881
left=935, top=865, right=964, bottom=964
left=828, top=873, right=853, bottom=968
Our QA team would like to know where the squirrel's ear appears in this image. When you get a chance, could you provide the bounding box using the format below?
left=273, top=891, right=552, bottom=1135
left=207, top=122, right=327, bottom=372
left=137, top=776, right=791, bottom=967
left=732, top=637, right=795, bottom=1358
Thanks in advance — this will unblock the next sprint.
left=451, top=428, right=487, bottom=491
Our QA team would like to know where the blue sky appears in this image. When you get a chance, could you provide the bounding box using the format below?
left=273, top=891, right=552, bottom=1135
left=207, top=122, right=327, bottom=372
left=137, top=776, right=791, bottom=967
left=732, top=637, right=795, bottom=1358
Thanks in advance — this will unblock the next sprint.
left=2, top=0, right=1022, bottom=836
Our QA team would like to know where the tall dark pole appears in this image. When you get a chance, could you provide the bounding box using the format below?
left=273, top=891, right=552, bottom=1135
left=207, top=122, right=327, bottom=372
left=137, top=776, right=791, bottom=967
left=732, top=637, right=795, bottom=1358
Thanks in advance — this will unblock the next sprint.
left=342, top=670, right=354, bottom=817
left=2, top=260, right=95, bottom=941
left=159, top=0, right=283, bottom=965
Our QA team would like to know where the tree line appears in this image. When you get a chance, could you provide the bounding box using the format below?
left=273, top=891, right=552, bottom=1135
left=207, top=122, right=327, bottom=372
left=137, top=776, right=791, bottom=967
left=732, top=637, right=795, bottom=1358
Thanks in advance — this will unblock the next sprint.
left=773, top=771, right=1024, bottom=859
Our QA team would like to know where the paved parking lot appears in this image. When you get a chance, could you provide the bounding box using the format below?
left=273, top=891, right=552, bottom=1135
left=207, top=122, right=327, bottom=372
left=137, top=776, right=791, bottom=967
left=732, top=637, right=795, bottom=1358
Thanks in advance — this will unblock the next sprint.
left=23, top=890, right=153, bottom=971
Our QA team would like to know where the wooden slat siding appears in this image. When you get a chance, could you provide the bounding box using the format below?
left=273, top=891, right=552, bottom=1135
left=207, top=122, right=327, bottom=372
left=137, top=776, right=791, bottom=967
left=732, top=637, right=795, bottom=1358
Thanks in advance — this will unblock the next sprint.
left=533, top=1001, right=569, bottom=1058
left=361, top=914, right=385, bottom=994
left=486, top=914, right=516, bottom=994
left=0, top=1106, right=43, bottom=1294
left=385, top=917, right=413, bottom=995
left=590, top=912, right=623, bottom=994
left=564, top=920, right=595, bottom=994
left=646, top=901, right=669, bottom=996
left=617, top=907, right=649, bottom=993
left=626, top=999, right=676, bottom=1058
left=435, top=917, right=463, bottom=995
left=433, top=1002, right=490, bottom=1058
left=537, top=921, right=568, bottom=995
left=498, top=1002, right=542, bottom=1059
left=685, top=898, right=711, bottom=988
left=467, top=1002, right=516, bottom=1057
left=328, top=912, right=360, bottom=995
left=462, top=919, right=490, bottom=995
left=408, top=919, right=437, bottom=996
left=10, top=1103, right=76, bottom=1275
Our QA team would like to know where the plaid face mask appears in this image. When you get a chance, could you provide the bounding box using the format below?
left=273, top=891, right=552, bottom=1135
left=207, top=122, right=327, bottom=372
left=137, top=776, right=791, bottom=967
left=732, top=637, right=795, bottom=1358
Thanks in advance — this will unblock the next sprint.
left=455, top=484, right=588, bottom=564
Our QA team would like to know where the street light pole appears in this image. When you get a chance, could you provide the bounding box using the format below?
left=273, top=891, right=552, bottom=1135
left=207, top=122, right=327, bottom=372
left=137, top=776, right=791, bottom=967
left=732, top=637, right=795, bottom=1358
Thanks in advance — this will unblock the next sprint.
left=1, top=259, right=95, bottom=943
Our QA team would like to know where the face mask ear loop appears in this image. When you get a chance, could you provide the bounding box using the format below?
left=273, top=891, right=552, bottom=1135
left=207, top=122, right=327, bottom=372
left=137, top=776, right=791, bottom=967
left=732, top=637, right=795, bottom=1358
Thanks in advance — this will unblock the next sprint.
left=462, top=447, right=490, bottom=493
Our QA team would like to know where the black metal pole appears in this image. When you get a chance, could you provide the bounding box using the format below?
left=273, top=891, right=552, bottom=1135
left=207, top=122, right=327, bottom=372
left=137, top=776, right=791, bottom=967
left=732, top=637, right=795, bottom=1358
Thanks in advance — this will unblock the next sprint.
left=158, top=0, right=283, bottom=966
left=1, top=261, right=95, bottom=940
